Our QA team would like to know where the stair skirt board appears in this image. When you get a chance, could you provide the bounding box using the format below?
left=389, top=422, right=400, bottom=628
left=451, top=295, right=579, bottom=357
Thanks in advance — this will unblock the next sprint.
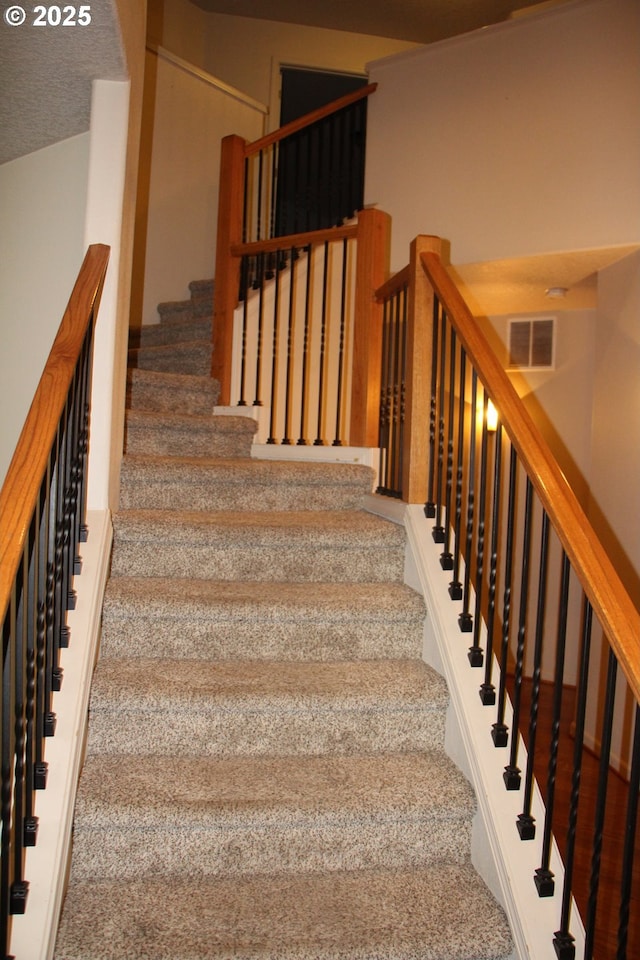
left=52, top=279, right=514, bottom=960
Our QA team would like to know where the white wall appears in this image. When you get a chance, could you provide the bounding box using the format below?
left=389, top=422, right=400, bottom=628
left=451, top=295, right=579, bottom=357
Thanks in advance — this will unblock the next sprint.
left=366, top=0, right=640, bottom=271
left=140, top=49, right=266, bottom=325
left=0, top=134, right=90, bottom=487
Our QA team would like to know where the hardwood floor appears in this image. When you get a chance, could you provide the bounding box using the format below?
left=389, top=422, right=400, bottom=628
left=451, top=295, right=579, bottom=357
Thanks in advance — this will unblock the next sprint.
left=514, top=679, right=639, bottom=960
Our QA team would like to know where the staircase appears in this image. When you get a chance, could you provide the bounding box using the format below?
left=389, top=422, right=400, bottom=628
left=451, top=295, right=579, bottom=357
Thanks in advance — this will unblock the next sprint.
left=54, top=282, right=513, bottom=960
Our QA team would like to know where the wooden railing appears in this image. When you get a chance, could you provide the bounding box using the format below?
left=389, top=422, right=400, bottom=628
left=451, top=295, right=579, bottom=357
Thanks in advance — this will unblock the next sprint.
left=0, top=244, right=109, bottom=957
left=213, top=84, right=378, bottom=406
left=377, top=236, right=640, bottom=960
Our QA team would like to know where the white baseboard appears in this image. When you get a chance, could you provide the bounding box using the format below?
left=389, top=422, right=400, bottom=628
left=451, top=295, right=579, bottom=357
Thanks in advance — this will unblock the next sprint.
left=9, top=509, right=112, bottom=960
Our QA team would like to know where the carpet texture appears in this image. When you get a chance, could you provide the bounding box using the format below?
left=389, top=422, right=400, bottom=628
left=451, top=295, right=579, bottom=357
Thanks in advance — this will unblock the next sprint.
left=54, top=280, right=513, bottom=960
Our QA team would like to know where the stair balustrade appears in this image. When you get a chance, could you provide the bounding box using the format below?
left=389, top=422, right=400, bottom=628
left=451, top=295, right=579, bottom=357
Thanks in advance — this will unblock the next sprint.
left=212, top=84, right=378, bottom=407
left=0, top=245, right=109, bottom=959
left=376, top=236, right=640, bottom=960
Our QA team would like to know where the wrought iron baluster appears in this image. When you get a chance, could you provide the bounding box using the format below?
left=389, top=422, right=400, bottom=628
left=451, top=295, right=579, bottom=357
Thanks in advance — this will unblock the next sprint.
left=492, top=445, right=518, bottom=748
left=377, top=297, right=393, bottom=494
left=332, top=238, right=349, bottom=447
left=267, top=248, right=283, bottom=444
left=11, top=550, right=28, bottom=917
left=254, top=254, right=266, bottom=408
left=469, top=392, right=491, bottom=667
left=617, top=703, right=640, bottom=960
left=449, top=348, right=466, bottom=600
left=297, top=245, right=313, bottom=445
left=554, top=597, right=593, bottom=960
left=425, top=295, right=440, bottom=518
left=237, top=257, right=250, bottom=406
left=535, top=551, right=571, bottom=898
left=282, top=246, right=297, bottom=444
left=459, top=369, right=479, bottom=633
left=517, top=509, right=550, bottom=833
left=440, top=326, right=457, bottom=571
left=503, top=477, right=534, bottom=790
left=480, top=421, right=502, bottom=705
left=391, top=288, right=404, bottom=495
left=432, top=307, right=448, bottom=541
left=314, top=242, right=330, bottom=446
left=584, top=648, right=618, bottom=959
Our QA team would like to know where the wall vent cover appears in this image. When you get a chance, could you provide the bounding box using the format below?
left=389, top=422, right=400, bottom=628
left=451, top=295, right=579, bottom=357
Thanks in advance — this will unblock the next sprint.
left=508, top=316, right=555, bottom=369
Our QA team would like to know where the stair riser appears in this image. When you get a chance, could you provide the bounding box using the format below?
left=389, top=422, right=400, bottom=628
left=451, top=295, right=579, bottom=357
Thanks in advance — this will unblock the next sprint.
left=124, top=428, right=251, bottom=458
left=86, top=707, right=446, bottom=758
left=131, top=319, right=211, bottom=348
left=109, top=542, right=405, bottom=583
left=99, top=618, right=423, bottom=661
left=118, top=480, right=370, bottom=512
left=125, top=383, right=217, bottom=416
left=70, top=817, right=471, bottom=881
left=129, top=349, right=211, bottom=376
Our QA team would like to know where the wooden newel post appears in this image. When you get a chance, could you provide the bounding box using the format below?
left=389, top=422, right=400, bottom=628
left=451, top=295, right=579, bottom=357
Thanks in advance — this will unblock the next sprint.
left=402, top=235, right=443, bottom=504
left=349, top=207, right=391, bottom=447
left=212, top=134, right=246, bottom=404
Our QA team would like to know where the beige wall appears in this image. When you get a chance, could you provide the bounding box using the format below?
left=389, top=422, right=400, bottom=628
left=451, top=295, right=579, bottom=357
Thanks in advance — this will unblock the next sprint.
left=149, top=0, right=419, bottom=128
left=0, top=134, right=90, bottom=487
left=139, top=50, right=266, bottom=326
left=366, top=0, right=640, bottom=270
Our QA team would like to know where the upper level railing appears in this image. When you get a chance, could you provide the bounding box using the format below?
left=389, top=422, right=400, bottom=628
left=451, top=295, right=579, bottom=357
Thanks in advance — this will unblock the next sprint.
left=212, top=85, right=378, bottom=406
left=376, top=236, right=640, bottom=960
left=0, top=245, right=109, bottom=958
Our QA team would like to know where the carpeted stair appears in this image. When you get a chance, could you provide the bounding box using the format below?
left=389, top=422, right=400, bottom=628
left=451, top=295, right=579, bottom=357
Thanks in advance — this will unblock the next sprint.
left=55, top=281, right=513, bottom=960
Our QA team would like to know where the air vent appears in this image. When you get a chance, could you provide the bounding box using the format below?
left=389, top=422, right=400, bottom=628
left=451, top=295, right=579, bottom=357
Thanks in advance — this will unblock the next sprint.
left=508, top=317, right=555, bottom=370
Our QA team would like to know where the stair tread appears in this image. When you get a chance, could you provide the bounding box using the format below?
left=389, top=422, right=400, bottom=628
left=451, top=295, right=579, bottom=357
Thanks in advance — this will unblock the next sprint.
left=74, top=751, right=474, bottom=827
left=55, top=865, right=512, bottom=960
left=112, top=508, right=406, bottom=545
left=120, top=455, right=374, bottom=486
left=125, top=409, right=257, bottom=433
left=89, top=658, right=448, bottom=713
left=103, top=578, right=425, bottom=623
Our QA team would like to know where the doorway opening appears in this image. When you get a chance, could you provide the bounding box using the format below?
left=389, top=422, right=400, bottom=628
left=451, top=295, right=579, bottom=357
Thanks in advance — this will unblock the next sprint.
left=279, top=66, right=368, bottom=126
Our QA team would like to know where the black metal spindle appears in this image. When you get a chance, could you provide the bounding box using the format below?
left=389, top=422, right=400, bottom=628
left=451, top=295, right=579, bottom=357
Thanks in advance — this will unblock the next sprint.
left=480, top=421, right=503, bottom=706
left=297, top=245, right=313, bottom=445
left=237, top=257, right=250, bottom=406
left=10, top=551, right=28, bottom=917
left=468, top=392, right=491, bottom=667
left=267, top=248, right=283, bottom=444
left=517, top=510, right=551, bottom=836
left=440, top=327, right=457, bottom=571
left=378, top=297, right=393, bottom=494
left=449, top=348, right=466, bottom=600
left=282, top=246, right=297, bottom=444
left=617, top=703, right=640, bottom=960
left=554, top=597, right=593, bottom=960
left=314, top=242, right=330, bottom=445
left=584, top=648, right=618, bottom=960
left=535, top=551, right=571, bottom=898
left=458, top=370, right=479, bottom=633
left=425, top=294, right=440, bottom=519
left=391, top=287, right=404, bottom=494
left=432, top=307, right=448, bottom=542
left=253, top=255, right=266, bottom=408
left=332, top=239, right=349, bottom=447
left=503, top=478, right=534, bottom=790
left=492, top=445, right=518, bottom=748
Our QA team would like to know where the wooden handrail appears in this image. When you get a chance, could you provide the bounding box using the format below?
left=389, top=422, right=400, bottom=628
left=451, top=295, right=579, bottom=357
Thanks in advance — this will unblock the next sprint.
left=0, top=244, right=110, bottom=616
left=374, top=264, right=411, bottom=303
left=420, top=249, right=640, bottom=703
left=231, top=223, right=359, bottom=259
left=245, top=83, right=377, bottom=157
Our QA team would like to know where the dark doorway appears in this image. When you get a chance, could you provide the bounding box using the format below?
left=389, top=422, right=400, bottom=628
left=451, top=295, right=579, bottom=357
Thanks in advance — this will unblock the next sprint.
left=280, top=67, right=368, bottom=126
left=274, top=67, right=370, bottom=238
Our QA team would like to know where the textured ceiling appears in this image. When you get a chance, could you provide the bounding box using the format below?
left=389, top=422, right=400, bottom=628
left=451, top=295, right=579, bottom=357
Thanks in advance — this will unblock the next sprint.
left=0, top=0, right=126, bottom=165
left=187, top=0, right=552, bottom=43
